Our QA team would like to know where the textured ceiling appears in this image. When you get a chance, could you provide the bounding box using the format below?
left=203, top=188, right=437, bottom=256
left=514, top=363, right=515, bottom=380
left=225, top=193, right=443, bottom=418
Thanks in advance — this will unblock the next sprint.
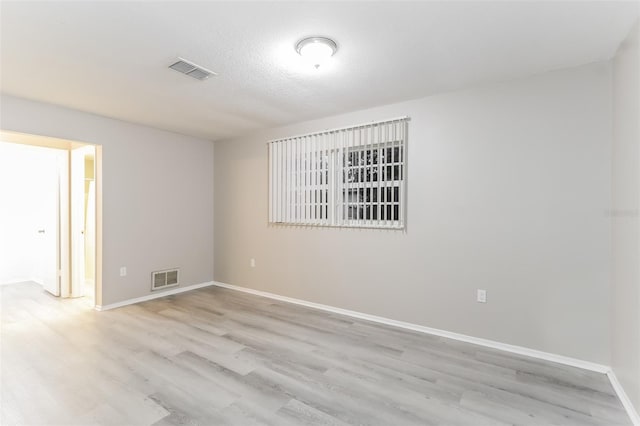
left=1, top=1, right=637, bottom=141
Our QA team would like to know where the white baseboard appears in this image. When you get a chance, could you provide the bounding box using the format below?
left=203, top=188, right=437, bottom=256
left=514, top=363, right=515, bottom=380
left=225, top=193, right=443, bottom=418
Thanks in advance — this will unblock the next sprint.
left=0, top=278, right=36, bottom=286
left=211, top=281, right=610, bottom=374
left=95, top=281, right=215, bottom=311
left=608, top=370, right=640, bottom=426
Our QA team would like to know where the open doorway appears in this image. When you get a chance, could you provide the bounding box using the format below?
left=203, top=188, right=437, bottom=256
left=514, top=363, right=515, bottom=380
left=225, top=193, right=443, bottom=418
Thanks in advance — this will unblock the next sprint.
left=0, top=131, right=102, bottom=307
left=0, top=142, right=62, bottom=293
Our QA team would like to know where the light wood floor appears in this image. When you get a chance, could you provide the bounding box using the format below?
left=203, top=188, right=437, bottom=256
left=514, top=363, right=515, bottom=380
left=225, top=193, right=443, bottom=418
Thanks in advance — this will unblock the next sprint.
left=0, top=281, right=631, bottom=426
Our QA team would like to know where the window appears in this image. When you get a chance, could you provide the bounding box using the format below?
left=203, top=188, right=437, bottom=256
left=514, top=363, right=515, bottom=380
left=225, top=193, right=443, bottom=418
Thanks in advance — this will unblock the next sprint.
left=268, top=117, right=408, bottom=228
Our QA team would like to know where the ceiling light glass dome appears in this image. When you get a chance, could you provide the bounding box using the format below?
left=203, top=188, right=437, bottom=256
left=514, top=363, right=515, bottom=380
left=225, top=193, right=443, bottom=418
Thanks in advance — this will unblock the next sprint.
left=296, top=37, right=338, bottom=69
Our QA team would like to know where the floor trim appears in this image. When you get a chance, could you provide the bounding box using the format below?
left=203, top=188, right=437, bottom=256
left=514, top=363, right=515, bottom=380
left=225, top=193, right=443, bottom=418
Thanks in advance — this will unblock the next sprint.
left=608, top=370, right=640, bottom=426
left=212, top=281, right=611, bottom=374
left=95, top=281, right=215, bottom=311
left=0, top=278, right=35, bottom=286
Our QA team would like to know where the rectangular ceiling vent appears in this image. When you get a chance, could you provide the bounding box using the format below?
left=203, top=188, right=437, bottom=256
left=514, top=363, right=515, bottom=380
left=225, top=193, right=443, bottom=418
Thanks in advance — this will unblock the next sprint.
left=168, top=58, right=217, bottom=80
left=151, top=268, right=180, bottom=291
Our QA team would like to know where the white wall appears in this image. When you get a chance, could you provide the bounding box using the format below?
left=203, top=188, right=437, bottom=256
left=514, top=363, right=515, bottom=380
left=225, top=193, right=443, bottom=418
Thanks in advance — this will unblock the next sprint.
left=214, top=62, right=612, bottom=364
left=0, top=142, right=58, bottom=284
left=0, top=95, right=215, bottom=305
left=612, top=20, right=640, bottom=411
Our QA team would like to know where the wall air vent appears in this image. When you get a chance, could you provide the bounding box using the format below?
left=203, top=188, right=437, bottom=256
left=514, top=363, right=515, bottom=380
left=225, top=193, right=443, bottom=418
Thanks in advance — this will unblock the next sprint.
left=151, top=268, right=180, bottom=291
left=168, top=58, right=217, bottom=80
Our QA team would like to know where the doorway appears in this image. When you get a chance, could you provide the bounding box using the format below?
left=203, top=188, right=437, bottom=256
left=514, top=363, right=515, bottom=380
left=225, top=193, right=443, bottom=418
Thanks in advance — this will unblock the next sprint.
left=0, top=131, right=102, bottom=307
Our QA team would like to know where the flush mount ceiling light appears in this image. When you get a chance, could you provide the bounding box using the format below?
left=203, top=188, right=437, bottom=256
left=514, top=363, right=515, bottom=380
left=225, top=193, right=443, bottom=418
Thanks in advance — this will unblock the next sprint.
left=295, top=37, right=338, bottom=69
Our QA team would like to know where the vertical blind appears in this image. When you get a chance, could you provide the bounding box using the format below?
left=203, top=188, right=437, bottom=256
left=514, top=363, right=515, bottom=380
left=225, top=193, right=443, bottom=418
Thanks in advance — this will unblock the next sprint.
left=268, top=117, right=408, bottom=228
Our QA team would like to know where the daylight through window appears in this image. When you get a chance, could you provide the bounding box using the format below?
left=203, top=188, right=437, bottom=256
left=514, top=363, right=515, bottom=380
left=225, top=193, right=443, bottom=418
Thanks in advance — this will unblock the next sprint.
left=268, top=117, right=408, bottom=228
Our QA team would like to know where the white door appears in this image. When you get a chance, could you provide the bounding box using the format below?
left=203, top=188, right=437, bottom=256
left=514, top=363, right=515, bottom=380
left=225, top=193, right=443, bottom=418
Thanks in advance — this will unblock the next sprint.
left=41, top=149, right=68, bottom=296
left=39, top=163, right=59, bottom=295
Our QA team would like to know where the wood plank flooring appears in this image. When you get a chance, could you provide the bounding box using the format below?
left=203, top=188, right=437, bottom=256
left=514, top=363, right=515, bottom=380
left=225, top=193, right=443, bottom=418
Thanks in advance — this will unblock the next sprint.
left=0, top=281, right=631, bottom=425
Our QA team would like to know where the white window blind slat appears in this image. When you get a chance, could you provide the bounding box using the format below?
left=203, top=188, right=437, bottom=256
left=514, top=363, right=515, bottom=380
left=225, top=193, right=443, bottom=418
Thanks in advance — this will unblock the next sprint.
left=312, top=138, right=315, bottom=224
left=295, top=137, right=299, bottom=222
left=366, top=125, right=372, bottom=227
left=273, top=142, right=278, bottom=222
left=304, top=137, right=313, bottom=224
left=268, top=143, right=272, bottom=223
left=278, top=141, right=282, bottom=222
left=359, top=127, right=364, bottom=227
left=384, top=123, right=390, bottom=228
left=287, top=139, right=292, bottom=223
left=302, top=136, right=306, bottom=223
left=308, top=137, right=312, bottom=224
left=338, top=131, right=342, bottom=222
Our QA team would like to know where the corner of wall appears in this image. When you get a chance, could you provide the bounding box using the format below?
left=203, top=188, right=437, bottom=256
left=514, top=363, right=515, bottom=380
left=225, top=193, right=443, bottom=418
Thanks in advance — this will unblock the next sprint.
left=611, top=18, right=640, bottom=415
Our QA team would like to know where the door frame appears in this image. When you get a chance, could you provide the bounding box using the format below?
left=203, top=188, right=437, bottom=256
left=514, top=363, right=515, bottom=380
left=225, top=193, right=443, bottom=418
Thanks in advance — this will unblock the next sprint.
left=0, top=129, right=103, bottom=307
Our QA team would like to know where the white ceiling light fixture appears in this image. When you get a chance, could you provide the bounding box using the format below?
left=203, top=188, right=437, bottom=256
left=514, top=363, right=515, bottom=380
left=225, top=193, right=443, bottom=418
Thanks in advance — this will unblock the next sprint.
left=296, top=36, right=338, bottom=69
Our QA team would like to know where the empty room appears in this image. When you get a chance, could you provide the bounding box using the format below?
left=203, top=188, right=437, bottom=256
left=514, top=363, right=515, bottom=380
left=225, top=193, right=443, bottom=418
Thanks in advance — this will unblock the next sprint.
left=0, top=1, right=639, bottom=425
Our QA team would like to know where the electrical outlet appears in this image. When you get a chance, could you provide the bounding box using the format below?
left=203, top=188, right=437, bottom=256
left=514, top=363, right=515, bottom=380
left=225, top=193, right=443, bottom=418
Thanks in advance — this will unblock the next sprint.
left=120, top=266, right=127, bottom=277
left=477, top=289, right=487, bottom=303
left=250, top=258, right=256, bottom=268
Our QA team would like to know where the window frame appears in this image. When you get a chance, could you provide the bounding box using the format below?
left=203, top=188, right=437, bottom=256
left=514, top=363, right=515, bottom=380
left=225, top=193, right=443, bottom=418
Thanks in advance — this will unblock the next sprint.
left=268, top=117, right=408, bottom=229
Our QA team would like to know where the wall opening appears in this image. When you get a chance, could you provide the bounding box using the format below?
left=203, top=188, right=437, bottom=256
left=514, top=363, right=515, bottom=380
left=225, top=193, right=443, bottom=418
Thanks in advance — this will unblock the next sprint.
left=0, top=130, right=103, bottom=308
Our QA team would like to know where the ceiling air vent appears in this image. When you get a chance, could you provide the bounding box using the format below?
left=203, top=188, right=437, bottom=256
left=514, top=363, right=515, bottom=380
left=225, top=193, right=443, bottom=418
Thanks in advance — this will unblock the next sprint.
left=151, top=268, right=180, bottom=291
left=168, top=58, right=217, bottom=80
